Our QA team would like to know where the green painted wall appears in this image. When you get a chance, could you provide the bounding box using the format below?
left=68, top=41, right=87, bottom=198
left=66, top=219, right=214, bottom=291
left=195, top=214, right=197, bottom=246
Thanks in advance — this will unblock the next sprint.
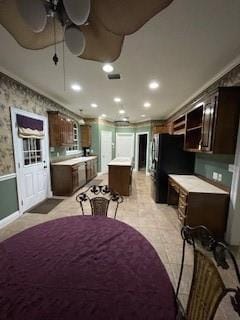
left=0, top=178, right=19, bottom=219
left=116, top=127, right=135, bottom=133
left=194, top=153, right=234, bottom=188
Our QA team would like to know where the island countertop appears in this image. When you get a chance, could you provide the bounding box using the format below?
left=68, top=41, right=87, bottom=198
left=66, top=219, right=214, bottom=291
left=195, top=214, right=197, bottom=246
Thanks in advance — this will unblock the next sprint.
left=108, top=157, right=133, bottom=166
left=169, top=174, right=228, bottom=194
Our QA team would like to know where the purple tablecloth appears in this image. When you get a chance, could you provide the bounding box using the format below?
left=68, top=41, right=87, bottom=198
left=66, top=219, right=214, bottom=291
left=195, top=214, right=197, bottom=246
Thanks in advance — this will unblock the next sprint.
left=0, top=216, right=176, bottom=319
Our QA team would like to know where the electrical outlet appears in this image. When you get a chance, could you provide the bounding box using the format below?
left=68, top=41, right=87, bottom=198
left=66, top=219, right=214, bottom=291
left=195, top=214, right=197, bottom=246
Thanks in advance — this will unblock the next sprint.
left=213, top=172, right=218, bottom=180
left=228, top=164, right=235, bottom=173
left=218, top=174, right=222, bottom=182
left=57, top=152, right=59, bottom=157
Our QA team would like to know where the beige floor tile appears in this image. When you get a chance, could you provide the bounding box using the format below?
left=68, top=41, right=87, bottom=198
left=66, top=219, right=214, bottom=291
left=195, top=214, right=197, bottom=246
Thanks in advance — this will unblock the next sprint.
left=0, top=171, right=238, bottom=319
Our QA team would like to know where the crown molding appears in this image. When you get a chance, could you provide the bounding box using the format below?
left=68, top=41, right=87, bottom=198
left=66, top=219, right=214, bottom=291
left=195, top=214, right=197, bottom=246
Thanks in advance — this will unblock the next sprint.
left=0, top=66, right=80, bottom=117
left=166, top=54, right=240, bottom=119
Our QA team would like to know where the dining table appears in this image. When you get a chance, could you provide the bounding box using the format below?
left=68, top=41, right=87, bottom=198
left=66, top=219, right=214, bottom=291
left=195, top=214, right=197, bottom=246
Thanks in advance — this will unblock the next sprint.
left=0, top=215, right=177, bottom=320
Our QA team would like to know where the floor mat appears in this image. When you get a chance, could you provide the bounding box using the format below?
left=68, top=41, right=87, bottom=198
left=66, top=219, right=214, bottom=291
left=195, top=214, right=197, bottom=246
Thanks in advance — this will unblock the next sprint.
left=28, top=198, right=64, bottom=214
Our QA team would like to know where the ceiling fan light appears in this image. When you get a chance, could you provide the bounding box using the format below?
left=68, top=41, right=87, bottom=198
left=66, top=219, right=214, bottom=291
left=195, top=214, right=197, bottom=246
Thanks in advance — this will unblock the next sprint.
left=17, top=0, right=47, bottom=33
left=63, top=0, right=90, bottom=26
left=65, top=27, right=86, bottom=56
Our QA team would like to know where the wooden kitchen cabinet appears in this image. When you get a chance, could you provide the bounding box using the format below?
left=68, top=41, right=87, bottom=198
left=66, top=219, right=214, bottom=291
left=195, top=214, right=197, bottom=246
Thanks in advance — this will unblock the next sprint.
left=48, top=111, right=74, bottom=147
left=86, top=158, right=97, bottom=181
left=184, top=87, right=240, bottom=154
left=51, top=163, right=84, bottom=196
left=80, top=125, right=92, bottom=147
left=152, top=124, right=169, bottom=135
left=167, top=175, right=229, bottom=237
left=51, top=157, right=97, bottom=196
left=108, top=159, right=133, bottom=196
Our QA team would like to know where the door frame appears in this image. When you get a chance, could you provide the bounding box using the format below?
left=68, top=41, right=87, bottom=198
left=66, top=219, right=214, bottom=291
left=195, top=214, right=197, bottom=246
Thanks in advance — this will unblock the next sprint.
left=100, top=130, right=113, bottom=173
left=115, top=132, right=135, bottom=159
left=135, top=132, right=150, bottom=175
left=11, top=107, right=52, bottom=215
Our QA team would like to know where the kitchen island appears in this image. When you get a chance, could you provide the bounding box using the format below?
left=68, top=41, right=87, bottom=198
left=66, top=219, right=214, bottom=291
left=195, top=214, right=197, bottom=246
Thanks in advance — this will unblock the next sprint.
left=108, top=157, right=133, bottom=196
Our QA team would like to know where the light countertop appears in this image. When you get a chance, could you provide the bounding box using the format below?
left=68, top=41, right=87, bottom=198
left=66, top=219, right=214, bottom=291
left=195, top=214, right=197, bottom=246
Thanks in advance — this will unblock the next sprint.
left=169, top=174, right=228, bottom=194
left=52, top=156, right=97, bottom=166
left=108, top=157, right=133, bottom=166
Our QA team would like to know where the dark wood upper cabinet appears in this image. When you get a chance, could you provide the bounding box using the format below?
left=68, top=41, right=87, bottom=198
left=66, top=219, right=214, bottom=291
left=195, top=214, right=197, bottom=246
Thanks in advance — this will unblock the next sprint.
left=48, top=111, right=74, bottom=147
left=184, top=87, right=240, bottom=154
left=172, top=115, right=186, bottom=135
left=80, top=125, right=92, bottom=147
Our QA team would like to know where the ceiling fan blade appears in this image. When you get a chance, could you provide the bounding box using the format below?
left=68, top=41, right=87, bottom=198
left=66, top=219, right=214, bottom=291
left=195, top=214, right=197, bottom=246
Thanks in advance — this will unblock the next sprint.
left=93, top=0, right=174, bottom=35
left=0, top=0, right=63, bottom=50
left=65, top=26, right=85, bottom=56
left=17, top=0, right=47, bottom=33
left=79, top=15, right=124, bottom=62
left=63, top=0, right=90, bottom=26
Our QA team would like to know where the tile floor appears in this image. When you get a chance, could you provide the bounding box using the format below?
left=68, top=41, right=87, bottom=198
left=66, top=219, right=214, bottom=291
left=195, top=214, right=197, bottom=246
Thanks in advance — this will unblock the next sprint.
left=0, top=172, right=239, bottom=320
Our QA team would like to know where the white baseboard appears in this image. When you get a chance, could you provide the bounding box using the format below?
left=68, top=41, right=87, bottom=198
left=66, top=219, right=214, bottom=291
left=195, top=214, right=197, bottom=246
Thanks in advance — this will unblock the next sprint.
left=97, top=172, right=104, bottom=176
left=0, top=211, right=21, bottom=229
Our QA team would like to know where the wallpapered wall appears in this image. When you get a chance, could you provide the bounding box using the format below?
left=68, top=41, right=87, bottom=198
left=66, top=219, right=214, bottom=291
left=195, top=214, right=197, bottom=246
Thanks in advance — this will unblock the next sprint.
left=0, top=72, right=82, bottom=176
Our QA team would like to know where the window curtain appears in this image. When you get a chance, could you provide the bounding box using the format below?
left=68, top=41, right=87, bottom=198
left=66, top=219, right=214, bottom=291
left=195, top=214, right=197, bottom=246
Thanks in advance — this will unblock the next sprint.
left=16, top=114, right=44, bottom=139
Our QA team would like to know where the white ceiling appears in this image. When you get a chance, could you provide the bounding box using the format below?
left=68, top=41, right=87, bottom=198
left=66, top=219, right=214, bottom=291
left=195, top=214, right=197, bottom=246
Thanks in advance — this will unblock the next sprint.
left=1, top=0, right=240, bottom=122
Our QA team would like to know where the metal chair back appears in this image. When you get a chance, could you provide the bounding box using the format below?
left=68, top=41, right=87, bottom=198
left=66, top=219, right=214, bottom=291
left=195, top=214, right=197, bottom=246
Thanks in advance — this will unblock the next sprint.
left=90, top=197, right=110, bottom=217
left=76, top=185, right=123, bottom=218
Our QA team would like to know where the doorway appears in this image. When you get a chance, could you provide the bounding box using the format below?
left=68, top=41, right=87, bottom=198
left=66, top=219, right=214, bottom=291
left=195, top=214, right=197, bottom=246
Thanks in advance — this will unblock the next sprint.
left=135, top=132, right=149, bottom=175
left=11, top=107, right=51, bottom=214
left=138, top=134, right=147, bottom=170
left=116, top=132, right=135, bottom=158
left=101, top=131, right=112, bottom=173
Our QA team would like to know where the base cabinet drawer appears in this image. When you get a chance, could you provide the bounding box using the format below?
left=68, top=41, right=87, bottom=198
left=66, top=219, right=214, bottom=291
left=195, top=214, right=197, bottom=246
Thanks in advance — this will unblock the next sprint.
left=168, top=177, right=229, bottom=237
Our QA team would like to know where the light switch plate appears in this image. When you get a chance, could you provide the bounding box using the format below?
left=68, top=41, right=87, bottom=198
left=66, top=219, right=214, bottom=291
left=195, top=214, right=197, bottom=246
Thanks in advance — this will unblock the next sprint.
left=228, top=164, right=235, bottom=173
left=218, top=174, right=222, bottom=182
left=213, top=172, right=218, bottom=180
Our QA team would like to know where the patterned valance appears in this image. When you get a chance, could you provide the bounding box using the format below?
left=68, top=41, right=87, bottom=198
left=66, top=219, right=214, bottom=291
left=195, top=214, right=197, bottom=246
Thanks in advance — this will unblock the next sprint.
left=16, top=114, right=44, bottom=139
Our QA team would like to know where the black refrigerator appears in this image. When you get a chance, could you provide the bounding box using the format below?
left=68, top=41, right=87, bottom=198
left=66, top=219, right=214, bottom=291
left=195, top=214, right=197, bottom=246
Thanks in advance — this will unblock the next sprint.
left=151, top=134, right=195, bottom=203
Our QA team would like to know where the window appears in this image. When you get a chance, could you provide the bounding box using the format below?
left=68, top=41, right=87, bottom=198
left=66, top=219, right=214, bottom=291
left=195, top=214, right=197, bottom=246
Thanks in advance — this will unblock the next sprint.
left=66, top=122, right=79, bottom=155
left=23, top=138, right=42, bottom=166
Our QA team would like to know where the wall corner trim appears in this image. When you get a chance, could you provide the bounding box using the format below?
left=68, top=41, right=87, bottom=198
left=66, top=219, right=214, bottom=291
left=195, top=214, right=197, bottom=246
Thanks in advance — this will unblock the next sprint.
left=0, top=211, right=20, bottom=229
left=0, top=173, right=16, bottom=182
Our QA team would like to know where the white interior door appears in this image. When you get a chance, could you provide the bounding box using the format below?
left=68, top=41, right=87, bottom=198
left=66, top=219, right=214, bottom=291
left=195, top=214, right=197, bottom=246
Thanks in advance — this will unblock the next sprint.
left=20, top=137, right=48, bottom=211
left=11, top=108, right=50, bottom=213
left=101, top=131, right=112, bottom=173
left=116, top=133, right=134, bottom=159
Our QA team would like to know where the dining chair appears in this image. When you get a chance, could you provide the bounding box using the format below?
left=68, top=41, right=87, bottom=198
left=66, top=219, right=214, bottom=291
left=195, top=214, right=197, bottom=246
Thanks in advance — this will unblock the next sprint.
left=76, top=185, right=123, bottom=218
left=175, top=225, right=240, bottom=320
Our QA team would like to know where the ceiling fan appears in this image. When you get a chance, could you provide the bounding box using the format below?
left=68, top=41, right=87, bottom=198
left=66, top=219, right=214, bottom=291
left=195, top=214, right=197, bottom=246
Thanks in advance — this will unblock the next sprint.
left=0, top=0, right=174, bottom=63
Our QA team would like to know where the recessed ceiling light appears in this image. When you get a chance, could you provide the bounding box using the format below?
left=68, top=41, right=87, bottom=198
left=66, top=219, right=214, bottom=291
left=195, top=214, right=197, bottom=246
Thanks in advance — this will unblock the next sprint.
left=101, top=114, right=106, bottom=118
left=149, top=81, right=159, bottom=90
left=114, top=97, right=122, bottom=103
left=102, top=64, right=114, bottom=73
left=91, top=103, right=98, bottom=108
left=141, top=114, right=146, bottom=118
left=119, top=109, right=125, bottom=114
left=71, top=83, right=82, bottom=91
left=144, top=102, right=151, bottom=108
